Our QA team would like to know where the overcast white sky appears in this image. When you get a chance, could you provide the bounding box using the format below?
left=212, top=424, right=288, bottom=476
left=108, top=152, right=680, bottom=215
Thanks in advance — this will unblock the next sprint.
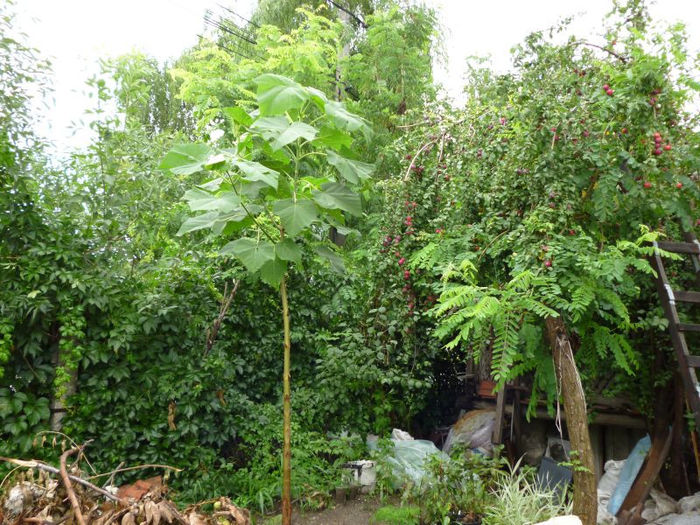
left=13, top=0, right=700, bottom=150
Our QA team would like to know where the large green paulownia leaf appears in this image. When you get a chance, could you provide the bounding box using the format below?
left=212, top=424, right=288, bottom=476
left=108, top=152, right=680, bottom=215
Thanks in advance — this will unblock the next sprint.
left=273, top=199, right=318, bottom=236
left=251, top=117, right=318, bottom=150
left=255, top=74, right=310, bottom=116
left=276, top=238, right=302, bottom=264
left=182, top=188, right=240, bottom=213
left=326, top=150, right=374, bottom=184
left=230, top=159, right=279, bottom=189
left=312, top=182, right=362, bottom=216
left=159, top=144, right=212, bottom=175
left=260, top=257, right=288, bottom=287
left=176, top=211, right=220, bottom=236
left=220, top=238, right=276, bottom=273
left=325, top=101, right=371, bottom=141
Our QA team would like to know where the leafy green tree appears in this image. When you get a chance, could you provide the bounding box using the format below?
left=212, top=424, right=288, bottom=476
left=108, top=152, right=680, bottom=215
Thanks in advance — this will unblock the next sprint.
left=161, top=73, right=373, bottom=523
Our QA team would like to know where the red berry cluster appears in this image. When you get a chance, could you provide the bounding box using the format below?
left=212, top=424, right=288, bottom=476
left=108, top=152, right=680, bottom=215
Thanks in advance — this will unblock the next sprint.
left=651, top=131, right=671, bottom=156
left=603, top=83, right=614, bottom=96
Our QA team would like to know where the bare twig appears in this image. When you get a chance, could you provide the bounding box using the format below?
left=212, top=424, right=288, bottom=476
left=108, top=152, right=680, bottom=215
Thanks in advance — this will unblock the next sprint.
left=403, top=140, right=437, bottom=182
left=0, top=456, right=121, bottom=502
left=60, top=446, right=86, bottom=525
left=570, top=40, right=627, bottom=63
left=87, top=463, right=183, bottom=481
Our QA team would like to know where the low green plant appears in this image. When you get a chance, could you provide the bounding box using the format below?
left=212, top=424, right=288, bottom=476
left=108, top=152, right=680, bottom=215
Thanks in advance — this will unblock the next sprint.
left=482, top=459, right=571, bottom=525
left=371, top=504, right=420, bottom=525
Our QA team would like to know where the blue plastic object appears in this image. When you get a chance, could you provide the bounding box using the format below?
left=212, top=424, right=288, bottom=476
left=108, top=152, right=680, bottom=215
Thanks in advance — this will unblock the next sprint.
left=607, top=434, right=651, bottom=516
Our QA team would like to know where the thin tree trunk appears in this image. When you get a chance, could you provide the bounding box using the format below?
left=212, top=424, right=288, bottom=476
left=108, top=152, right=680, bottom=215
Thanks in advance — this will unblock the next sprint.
left=545, top=317, right=596, bottom=525
left=50, top=346, right=78, bottom=431
left=281, top=275, right=292, bottom=525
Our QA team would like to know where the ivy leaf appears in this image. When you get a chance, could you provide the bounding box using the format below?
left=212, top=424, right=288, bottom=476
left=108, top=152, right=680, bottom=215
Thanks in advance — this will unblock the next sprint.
left=255, top=74, right=310, bottom=115
left=231, top=159, right=279, bottom=189
left=326, top=150, right=374, bottom=183
left=159, top=144, right=212, bottom=175
left=260, top=257, right=288, bottom=287
left=273, top=199, right=318, bottom=236
left=276, top=239, right=302, bottom=265
left=312, top=182, right=362, bottom=216
left=182, top=188, right=240, bottom=213
left=176, top=211, right=220, bottom=236
left=220, top=238, right=275, bottom=273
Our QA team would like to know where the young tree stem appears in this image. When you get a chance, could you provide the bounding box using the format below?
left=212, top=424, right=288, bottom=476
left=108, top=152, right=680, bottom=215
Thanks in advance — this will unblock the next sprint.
left=281, top=274, right=292, bottom=525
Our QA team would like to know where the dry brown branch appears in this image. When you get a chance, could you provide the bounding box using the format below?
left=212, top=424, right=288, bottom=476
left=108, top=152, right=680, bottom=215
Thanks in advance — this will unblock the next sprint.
left=60, top=446, right=86, bottom=525
left=205, top=279, right=240, bottom=355
left=86, top=463, right=183, bottom=481
left=0, top=456, right=121, bottom=502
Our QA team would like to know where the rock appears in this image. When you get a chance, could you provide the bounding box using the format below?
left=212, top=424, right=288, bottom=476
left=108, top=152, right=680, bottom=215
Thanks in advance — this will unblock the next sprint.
left=678, top=492, right=700, bottom=514
left=391, top=428, right=413, bottom=441
left=534, top=516, right=582, bottom=525
left=443, top=408, right=495, bottom=454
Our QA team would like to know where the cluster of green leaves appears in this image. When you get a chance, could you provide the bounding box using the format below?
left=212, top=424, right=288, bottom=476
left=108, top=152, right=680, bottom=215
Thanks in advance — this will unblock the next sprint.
left=369, top=2, right=700, bottom=416
left=162, top=73, right=374, bottom=286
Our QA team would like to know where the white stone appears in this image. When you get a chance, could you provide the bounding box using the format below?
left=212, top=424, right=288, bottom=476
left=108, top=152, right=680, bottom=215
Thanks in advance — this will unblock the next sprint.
left=535, top=516, right=583, bottom=525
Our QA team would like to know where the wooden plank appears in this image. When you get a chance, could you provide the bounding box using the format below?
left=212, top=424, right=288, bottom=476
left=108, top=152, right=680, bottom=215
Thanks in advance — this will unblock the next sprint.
left=678, top=323, right=700, bottom=333
left=657, top=241, right=700, bottom=255
left=616, top=425, right=673, bottom=522
left=498, top=404, right=647, bottom=429
left=673, top=290, right=700, bottom=304
left=687, top=355, right=700, bottom=368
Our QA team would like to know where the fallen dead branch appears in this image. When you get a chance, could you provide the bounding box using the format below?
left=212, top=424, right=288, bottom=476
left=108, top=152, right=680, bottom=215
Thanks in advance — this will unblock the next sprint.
left=0, top=456, right=121, bottom=502
left=59, top=446, right=86, bottom=525
left=0, top=451, right=250, bottom=525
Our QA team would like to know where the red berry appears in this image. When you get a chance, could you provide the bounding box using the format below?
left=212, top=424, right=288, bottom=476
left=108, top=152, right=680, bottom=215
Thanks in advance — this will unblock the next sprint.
left=606, top=89, right=614, bottom=96
left=544, top=260, right=552, bottom=268
left=644, top=181, right=652, bottom=188
left=653, top=132, right=662, bottom=139
left=403, top=270, right=410, bottom=279
left=550, top=127, right=557, bottom=132
left=583, top=130, right=590, bottom=138
left=664, top=144, right=671, bottom=151
left=405, top=154, right=412, bottom=160
left=569, top=229, right=575, bottom=235
left=435, top=228, right=442, bottom=234
left=676, top=182, right=683, bottom=189
left=603, top=84, right=610, bottom=90
left=653, top=149, right=662, bottom=156
left=398, top=257, right=406, bottom=266
left=621, top=128, right=628, bottom=134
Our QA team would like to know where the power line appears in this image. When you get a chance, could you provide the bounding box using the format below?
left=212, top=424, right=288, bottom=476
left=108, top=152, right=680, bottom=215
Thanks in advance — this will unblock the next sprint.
left=216, top=2, right=260, bottom=28
left=327, top=0, right=367, bottom=29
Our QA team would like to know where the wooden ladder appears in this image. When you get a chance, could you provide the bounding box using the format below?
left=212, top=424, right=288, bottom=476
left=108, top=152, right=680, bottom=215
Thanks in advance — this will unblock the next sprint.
left=651, top=232, right=700, bottom=432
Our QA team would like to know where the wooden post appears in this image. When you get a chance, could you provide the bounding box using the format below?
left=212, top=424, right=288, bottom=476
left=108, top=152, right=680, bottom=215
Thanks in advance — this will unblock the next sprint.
left=545, top=317, right=597, bottom=525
